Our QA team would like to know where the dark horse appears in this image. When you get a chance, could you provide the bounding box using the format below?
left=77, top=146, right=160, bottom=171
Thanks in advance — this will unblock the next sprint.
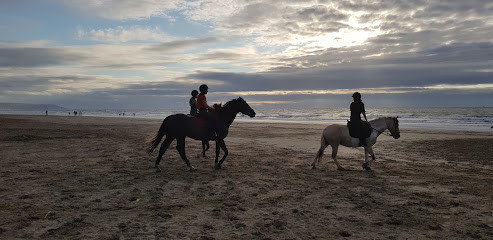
left=147, top=97, right=255, bottom=171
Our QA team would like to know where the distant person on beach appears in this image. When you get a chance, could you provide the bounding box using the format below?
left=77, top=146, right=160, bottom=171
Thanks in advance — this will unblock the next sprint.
left=190, top=90, right=199, bottom=116
left=45, top=110, right=48, bottom=116
left=197, top=84, right=217, bottom=138
left=350, top=92, right=369, bottom=147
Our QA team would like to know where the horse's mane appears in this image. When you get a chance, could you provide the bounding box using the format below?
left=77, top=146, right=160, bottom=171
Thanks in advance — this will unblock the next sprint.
left=369, top=117, right=388, bottom=123
left=370, top=116, right=399, bottom=127
left=213, top=98, right=243, bottom=113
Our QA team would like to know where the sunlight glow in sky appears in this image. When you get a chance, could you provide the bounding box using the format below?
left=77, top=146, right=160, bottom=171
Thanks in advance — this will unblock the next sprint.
left=1, top=1, right=492, bottom=109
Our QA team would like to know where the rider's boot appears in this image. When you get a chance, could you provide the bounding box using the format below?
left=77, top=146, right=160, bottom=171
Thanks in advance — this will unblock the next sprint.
left=359, top=137, right=367, bottom=147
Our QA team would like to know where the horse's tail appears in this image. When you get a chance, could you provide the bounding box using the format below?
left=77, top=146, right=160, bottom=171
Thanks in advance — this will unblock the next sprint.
left=315, top=134, right=326, bottom=160
left=147, top=118, right=168, bottom=155
left=312, top=134, right=326, bottom=168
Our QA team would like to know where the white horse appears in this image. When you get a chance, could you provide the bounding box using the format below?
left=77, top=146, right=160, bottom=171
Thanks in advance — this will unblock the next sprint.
left=312, top=117, right=400, bottom=171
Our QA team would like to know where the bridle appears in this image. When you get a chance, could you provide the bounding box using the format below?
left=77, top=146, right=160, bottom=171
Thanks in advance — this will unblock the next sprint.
left=370, top=117, right=398, bottom=137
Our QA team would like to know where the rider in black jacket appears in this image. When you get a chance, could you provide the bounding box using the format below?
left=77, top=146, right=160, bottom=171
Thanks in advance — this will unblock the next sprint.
left=350, top=92, right=368, bottom=146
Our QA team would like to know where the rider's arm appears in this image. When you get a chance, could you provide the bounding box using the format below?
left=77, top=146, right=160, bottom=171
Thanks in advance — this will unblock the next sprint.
left=361, top=103, right=368, bottom=121
left=199, top=97, right=214, bottom=111
left=207, top=104, right=215, bottom=111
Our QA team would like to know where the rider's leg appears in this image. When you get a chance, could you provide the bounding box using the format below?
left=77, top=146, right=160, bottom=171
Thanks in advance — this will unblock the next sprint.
left=359, top=137, right=367, bottom=147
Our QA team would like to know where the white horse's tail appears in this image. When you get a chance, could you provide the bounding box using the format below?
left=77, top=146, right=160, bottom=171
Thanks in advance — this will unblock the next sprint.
left=313, top=135, right=326, bottom=168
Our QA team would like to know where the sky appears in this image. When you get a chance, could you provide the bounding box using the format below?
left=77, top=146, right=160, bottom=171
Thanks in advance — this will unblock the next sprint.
left=1, top=0, right=492, bottom=110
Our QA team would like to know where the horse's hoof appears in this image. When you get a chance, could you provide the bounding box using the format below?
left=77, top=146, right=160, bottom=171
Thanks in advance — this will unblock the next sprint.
left=337, top=167, right=346, bottom=171
left=215, top=165, right=222, bottom=170
left=155, top=165, right=162, bottom=172
left=189, top=166, right=197, bottom=172
left=362, top=163, right=372, bottom=171
left=311, top=165, right=317, bottom=170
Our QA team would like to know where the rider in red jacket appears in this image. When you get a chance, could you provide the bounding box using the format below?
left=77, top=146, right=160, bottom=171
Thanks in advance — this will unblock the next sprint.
left=197, top=84, right=217, bottom=139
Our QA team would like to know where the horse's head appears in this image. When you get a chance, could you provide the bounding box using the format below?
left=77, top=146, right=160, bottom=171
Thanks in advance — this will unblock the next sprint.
left=235, top=97, right=256, bottom=118
left=386, top=117, right=400, bottom=139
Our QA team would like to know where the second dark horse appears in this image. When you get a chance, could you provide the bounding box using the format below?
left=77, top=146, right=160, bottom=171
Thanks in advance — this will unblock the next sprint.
left=147, top=97, right=256, bottom=171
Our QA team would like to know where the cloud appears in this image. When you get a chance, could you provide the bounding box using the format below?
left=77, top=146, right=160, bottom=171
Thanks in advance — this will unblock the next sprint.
left=2, top=1, right=493, bottom=108
left=187, top=59, right=493, bottom=92
left=0, top=41, right=176, bottom=69
left=77, top=26, right=176, bottom=43
left=0, top=47, right=86, bottom=67
left=0, top=68, right=200, bottom=98
left=192, top=46, right=258, bottom=63
left=147, top=37, right=224, bottom=53
left=62, top=0, right=182, bottom=20
left=0, top=71, right=125, bottom=95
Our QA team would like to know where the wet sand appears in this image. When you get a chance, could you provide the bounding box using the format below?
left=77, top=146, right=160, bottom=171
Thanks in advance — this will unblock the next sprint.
left=1, top=115, right=492, bottom=239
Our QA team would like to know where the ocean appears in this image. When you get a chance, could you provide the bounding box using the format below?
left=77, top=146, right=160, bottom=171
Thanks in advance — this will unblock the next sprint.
left=2, top=107, right=492, bottom=132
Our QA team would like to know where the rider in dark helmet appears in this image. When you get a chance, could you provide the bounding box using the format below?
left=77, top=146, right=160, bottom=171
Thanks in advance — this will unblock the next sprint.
left=350, top=92, right=368, bottom=147
left=196, top=84, right=217, bottom=139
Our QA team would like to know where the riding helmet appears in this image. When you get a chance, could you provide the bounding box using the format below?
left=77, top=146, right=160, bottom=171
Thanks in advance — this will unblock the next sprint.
left=352, top=92, right=361, bottom=99
left=199, top=84, right=209, bottom=93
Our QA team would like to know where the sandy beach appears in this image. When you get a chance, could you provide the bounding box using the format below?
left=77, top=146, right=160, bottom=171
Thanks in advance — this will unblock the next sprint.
left=1, top=114, right=492, bottom=239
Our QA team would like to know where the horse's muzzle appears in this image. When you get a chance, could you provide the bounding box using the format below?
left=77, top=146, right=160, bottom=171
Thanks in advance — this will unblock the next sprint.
left=248, top=110, right=256, bottom=118
left=393, top=134, right=400, bottom=139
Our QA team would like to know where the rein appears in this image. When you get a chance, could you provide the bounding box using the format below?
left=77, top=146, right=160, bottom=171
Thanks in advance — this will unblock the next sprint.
left=370, top=125, right=391, bottom=136
left=369, top=118, right=396, bottom=137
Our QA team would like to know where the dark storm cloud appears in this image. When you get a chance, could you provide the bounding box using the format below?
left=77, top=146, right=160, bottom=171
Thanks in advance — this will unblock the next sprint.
left=0, top=48, right=86, bottom=67
left=188, top=62, right=492, bottom=92
left=108, top=81, right=200, bottom=96
left=0, top=76, right=49, bottom=90
left=0, top=74, right=96, bottom=93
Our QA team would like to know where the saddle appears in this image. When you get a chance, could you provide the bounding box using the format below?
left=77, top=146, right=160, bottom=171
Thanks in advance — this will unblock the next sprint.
left=191, top=114, right=225, bottom=140
left=347, top=120, right=372, bottom=139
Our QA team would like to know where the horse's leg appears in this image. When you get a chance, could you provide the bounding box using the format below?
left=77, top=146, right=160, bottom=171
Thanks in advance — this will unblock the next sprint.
left=155, top=136, right=174, bottom=172
left=176, top=136, right=195, bottom=171
left=331, top=144, right=345, bottom=171
left=215, top=139, right=228, bottom=170
left=214, top=140, right=220, bottom=167
left=202, top=140, right=209, bottom=159
left=312, top=140, right=327, bottom=169
left=362, top=146, right=376, bottom=170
